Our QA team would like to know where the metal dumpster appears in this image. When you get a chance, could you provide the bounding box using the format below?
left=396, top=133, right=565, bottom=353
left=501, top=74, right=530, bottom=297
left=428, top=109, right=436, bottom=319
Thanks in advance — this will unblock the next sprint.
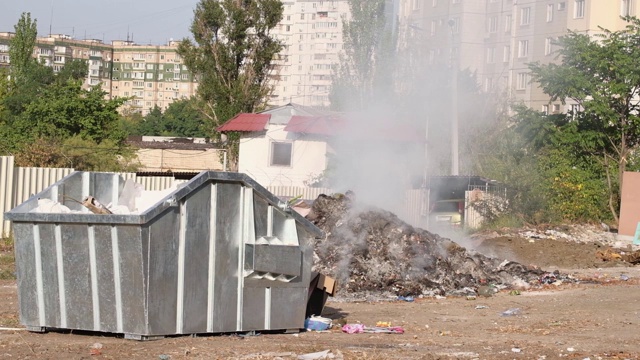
left=5, top=171, right=323, bottom=339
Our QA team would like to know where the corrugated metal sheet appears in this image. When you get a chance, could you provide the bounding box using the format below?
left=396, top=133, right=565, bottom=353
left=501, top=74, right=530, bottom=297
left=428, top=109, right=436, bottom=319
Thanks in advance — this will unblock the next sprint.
left=267, top=186, right=430, bottom=230
left=13, top=167, right=74, bottom=205
left=284, top=116, right=345, bottom=135
left=217, top=113, right=270, bottom=132
left=136, top=176, right=184, bottom=191
left=0, top=156, right=15, bottom=238
left=267, top=186, right=332, bottom=200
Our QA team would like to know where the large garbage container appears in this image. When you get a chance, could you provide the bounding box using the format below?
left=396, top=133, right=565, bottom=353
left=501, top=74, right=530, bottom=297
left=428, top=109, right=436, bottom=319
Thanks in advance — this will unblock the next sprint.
left=5, top=171, right=323, bottom=339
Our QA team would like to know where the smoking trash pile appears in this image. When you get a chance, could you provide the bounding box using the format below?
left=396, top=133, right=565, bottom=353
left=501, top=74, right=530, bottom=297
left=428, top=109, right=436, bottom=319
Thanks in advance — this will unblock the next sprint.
left=307, top=193, right=547, bottom=297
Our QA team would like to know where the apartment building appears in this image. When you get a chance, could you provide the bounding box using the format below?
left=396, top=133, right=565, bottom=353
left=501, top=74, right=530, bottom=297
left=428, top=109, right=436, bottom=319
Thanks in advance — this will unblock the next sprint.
left=0, top=33, right=196, bottom=115
left=110, top=40, right=196, bottom=114
left=398, top=0, right=640, bottom=112
left=269, top=0, right=351, bottom=108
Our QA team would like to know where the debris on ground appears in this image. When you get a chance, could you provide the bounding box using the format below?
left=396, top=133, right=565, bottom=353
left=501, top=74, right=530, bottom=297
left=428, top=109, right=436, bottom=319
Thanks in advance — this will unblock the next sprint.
left=307, top=194, right=545, bottom=297
left=341, top=324, right=404, bottom=334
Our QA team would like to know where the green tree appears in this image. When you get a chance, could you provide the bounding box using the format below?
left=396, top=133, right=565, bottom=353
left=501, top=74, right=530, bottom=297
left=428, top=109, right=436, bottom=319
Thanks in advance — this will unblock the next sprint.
left=330, top=0, right=392, bottom=111
left=162, top=98, right=208, bottom=137
left=528, top=17, right=640, bottom=222
left=8, top=12, right=38, bottom=87
left=178, top=0, right=284, bottom=166
left=15, top=80, right=126, bottom=144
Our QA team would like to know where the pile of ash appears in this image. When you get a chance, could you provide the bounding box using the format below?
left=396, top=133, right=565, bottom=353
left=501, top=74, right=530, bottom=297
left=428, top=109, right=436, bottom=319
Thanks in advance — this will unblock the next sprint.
left=306, top=193, right=546, bottom=297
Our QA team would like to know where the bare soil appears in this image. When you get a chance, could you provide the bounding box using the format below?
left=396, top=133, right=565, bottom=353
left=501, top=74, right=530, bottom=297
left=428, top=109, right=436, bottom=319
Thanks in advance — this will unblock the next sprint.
left=1, top=232, right=640, bottom=360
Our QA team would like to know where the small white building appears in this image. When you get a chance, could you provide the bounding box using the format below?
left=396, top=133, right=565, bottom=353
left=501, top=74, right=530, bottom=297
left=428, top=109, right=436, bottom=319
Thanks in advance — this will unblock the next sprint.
left=218, top=104, right=340, bottom=187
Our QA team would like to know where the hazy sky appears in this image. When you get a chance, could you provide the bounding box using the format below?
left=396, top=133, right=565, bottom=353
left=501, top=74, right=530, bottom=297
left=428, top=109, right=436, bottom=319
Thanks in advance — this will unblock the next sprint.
left=0, top=0, right=201, bottom=45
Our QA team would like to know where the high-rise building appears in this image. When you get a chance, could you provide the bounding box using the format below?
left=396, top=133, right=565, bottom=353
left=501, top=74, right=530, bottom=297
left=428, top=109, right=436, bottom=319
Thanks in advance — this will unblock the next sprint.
left=110, top=40, right=197, bottom=114
left=269, top=0, right=351, bottom=108
left=0, top=33, right=197, bottom=115
left=398, top=0, right=640, bottom=111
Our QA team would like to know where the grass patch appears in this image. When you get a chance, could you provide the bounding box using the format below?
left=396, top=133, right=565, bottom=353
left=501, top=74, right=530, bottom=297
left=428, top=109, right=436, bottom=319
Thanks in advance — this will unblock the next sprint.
left=478, top=214, right=525, bottom=231
left=0, top=237, right=15, bottom=280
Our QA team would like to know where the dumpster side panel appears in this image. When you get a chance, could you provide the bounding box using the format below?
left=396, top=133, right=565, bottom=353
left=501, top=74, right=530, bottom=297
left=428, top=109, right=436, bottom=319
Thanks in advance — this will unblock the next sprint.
left=61, top=224, right=94, bottom=330
left=38, top=224, right=61, bottom=327
left=296, top=224, right=315, bottom=288
left=241, top=287, right=266, bottom=331
left=59, top=173, right=87, bottom=212
left=253, top=196, right=269, bottom=239
left=118, top=225, right=148, bottom=336
left=182, top=185, right=212, bottom=334
left=94, top=225, right=117, bottom=333
left=270, top=287, right=306, bottom=329
left=146, top=208, right=180, bottom=335
left=13, top=223, right=39, bottom=327
left=211, top=183, right=241, bottom=332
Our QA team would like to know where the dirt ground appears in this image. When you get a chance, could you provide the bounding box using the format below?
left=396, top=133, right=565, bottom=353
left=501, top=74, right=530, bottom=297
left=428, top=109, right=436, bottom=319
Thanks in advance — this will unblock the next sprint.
left=1, top=232, right=640, bottom=360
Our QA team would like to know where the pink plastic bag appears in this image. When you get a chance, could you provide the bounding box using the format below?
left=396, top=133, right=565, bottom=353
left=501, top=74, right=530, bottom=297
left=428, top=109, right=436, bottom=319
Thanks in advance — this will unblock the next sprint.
left=342, top=323, right=365, bottom=334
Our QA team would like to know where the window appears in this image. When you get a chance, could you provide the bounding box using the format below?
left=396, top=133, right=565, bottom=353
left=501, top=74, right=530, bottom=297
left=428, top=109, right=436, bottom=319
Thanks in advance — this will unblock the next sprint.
left=503, top=45, right=510, bottom=62
left=558, top=2, right=566, bottom=10
left=486, top=47, right=495, bottom=63
left=270, top=142, right=292, bottom=167
left=520, top=7, right=531, bottom=25
left=553, top=104, right=561, bottom=113
left=450, top=17, right=460, bottom=34
left=505, top=15, right=512, bottom=32
left=430, top=20, right=437, bottom=35
left=542, top=105, right=549, bottom=115
left=547, top=4, right=554, bottom=21
left=432, top=0, right=437, bottom=6
left=545, top=37, right=553, bottom=55
left=412, top=0, right=421, bottom=10
left=518, top=40, right=529, bottom=57
left=574, top=0, right=585, bottom=18
left=484, top=77, right=493, bottom=92
left=301, top=13, right=304, bottom=20
left=488, top=16, right=498, bottom=33
left=622, top=0, right=633, bottom=16
left=516, top=72, right=528, bottom=90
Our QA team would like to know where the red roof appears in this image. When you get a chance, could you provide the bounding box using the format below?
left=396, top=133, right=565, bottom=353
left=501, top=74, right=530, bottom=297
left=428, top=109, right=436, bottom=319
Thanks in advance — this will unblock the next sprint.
left=284, top=115, right=345, bottom=135
left=217, top=113, right=270, bottom=132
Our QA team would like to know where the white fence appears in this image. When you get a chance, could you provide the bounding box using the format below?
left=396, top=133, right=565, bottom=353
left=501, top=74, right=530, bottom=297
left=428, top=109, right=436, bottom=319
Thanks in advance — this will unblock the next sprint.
left=0, top=156, right=433, bottom=237
left=0, top=156, right=188, bottom=237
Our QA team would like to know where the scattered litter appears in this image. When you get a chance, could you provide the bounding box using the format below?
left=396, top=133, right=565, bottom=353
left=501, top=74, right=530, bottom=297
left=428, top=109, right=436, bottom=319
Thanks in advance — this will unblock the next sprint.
left=435, top=295, right=447, bottom=300
left=398, top=295, right=414, bottom=302
left=305, top=316, right=332, bottom=331
left=342, top=323, right=365, bottom=334
left=501, top=308, right=521, bottom=317
left=512, top=347, right=522, bottom=353
left=308, top=194, right=547, bottom=297
left=89, top=342, right=103, bottom=356
left=297, top=349, right=331, bottom=360
left=0, top=327, right=26, bottom=331
left=376, top=321, right=392, bottom=327
left=475, top=305, right=489, bottom=310
left=620, top=274, right=630, bottom=281
left=509, top=290, right=521, bottom=296
left=341, top=324, right=404, bottom=334
left=158, top=355, right=170, bottom=360
left=238, top=331, right=261, bottom=338
left=466, top=295, right=477, bottom=300
left=540, top=273, right=557, bottom=284
left=438, top=330, right=451, bottom=336
left=567, top=347, right=575, bottom=352
left=81, top=196, right=112, bottom=214
left=477, top=285, right=496, bottom=297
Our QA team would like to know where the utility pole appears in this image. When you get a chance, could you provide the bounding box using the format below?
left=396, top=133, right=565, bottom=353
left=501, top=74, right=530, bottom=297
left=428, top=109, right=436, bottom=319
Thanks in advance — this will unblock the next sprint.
left=448, top=19, right=459, bottom=176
